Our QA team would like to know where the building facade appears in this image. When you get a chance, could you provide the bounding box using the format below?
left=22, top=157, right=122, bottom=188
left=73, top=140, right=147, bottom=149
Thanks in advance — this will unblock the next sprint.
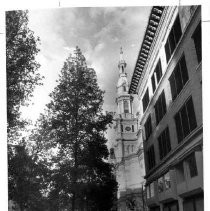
left=129, top=6, right=202, bottom=211
left=110, top=48, right=146, bottom=211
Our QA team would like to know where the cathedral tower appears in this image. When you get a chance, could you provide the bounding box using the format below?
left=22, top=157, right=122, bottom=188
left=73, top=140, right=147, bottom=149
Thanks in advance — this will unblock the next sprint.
left=114, top=48, right=138, bottom=162
left=110, top=49, right=145, bottom=206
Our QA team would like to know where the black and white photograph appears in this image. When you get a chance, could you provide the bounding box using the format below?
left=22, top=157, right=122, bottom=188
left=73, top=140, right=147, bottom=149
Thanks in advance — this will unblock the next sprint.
left=1, top=1, right=208, bottom=210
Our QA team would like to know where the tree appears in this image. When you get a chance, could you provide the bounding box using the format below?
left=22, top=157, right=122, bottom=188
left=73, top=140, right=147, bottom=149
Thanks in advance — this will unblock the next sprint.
left=34, top=47, right=117, bottom=210
left=6, top=10, right=42, bottom=133
left=8, top=140, right=49, bottom=211
left=6, top=10, right=45, bottom=210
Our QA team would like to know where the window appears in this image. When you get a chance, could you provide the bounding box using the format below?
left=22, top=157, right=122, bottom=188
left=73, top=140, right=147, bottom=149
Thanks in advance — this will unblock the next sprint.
left=158, top=177, right=164, bottom=193
left=150, top=182, right=155, bottom=197
left=147, top=186, right=150, bottom=199
left=169, top=54, right=189, bottom=101
left=154, top=90, right=167, bottom=125
left=151, top=74, right=156, bottom=93
left=164, top=172, right=171, bottom=190
left=151, top=207, right=160, bottom=211
left=147, top=182, right=155, bottom=199
left=131, top=145, right=134, bottom=152
left=144, top=115, right=152, bottom=140
left=147, top=145, right=156, bottom=170
left=142, top=88, right=149, bottom=112
left=155, top=60, right=163, bottom=83
left=158, top=173, right=172, bottom=194
left=124, top=100, right=129, bottom=113
left=176, top=162, right=185, bottom=184
left=165, top=15, right=182, bottom=62
left=127, top=145, right=130, bottom=154
left=123, top=86, right=126, bottom=92
left=158, top=127, right=171, bottom=160
left=186, top=153, right=198, bottom=178
left=163, top=201, right=179, bottom=211
left=174, top=96, right=197, bottom=143
left=132, top=125, right=134, bottom=132
left=183, top=194, right=204, bottom=211
left=151, top=60, right=162, bottom=93
left=192, top=21, right=201, bottom=63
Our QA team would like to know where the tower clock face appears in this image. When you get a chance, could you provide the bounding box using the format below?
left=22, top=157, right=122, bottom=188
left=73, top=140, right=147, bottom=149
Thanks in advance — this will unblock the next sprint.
left=125, top=126, right=131, bottom=131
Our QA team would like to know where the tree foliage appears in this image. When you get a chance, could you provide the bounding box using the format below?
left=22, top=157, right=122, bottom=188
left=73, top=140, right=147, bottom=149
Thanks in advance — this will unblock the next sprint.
left=6, top=10, right=46, bottom=210
left=34, top=47, right=117, bottom=210
left=6, top=10, right=42, bottom=132
left=8, top=140, right=49, bottom=211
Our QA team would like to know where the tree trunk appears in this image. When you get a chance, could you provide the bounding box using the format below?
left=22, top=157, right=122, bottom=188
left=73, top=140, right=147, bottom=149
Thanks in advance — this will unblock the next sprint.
left=72, top=193, right=75, bottom=211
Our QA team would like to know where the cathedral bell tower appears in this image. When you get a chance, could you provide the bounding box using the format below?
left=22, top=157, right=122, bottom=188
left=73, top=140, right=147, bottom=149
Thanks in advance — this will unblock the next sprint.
left=114, top=47, right=138, bottom=161
left=109, top=48, right=145, bottom=210
left=110, top=48, right=139, bottom=196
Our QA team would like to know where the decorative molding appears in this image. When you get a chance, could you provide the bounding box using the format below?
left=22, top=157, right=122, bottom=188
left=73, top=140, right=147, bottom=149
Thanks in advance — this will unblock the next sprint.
left=129, top=6, right=165, bottom=94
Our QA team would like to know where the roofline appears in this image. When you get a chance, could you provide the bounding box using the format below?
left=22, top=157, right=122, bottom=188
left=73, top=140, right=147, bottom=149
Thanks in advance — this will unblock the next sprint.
left=129, top=6, right=165, bottom=94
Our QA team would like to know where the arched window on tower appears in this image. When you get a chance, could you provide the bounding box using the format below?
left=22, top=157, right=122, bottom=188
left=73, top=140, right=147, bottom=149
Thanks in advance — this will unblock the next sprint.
left=127, top=145, right=130, bottom=154
left=132, top=125, right=134, bottom=132
left=124, top=100, right=129, bottom=113
left=132, top=145, right=134, bottom=152
left=123, top=86, right=126, bottom=92
left=122, top=66, right=124, bottom=73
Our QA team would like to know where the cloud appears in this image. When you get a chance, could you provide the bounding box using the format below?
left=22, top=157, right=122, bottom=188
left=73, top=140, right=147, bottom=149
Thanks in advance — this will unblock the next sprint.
left=21, top=6, right=152, bottom=131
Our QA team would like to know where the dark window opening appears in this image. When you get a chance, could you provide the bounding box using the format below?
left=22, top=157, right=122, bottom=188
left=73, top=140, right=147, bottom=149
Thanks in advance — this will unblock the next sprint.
left=155, top=90, right=167, bottom=125
left=163, top=201, right=179, bottom=211
left=151, top=74, right=156, bottom=93
left=158, top=127, right=171, bottom=160
left=183, top=193, right=204, bottom=211
left=132, top=125, right=134, bottom=132
left=144, top=115, right=152, bottom=140
left=186, top=153, right=198, bottom=178
left=192, top=21, right=202, bottom=63
left=156, top=60, right=162, bottom=83
left=121, top=125, right=123, bottom=132
left=176, top=162, right=185, bottom=184
left=174, top=96, right=197, bottom=143
left=169, top=54, right=189, bottom=101
left=165, top=15, right=182, bottom=62
left=165, top=39, right=171, bottom=62
left=147, top=145, right=156, bottom=170
left=124, top=100, right=129, bottom=113
left=142, top=88, right=149, bottom=112
left=150, top=207, right=160, bottom=211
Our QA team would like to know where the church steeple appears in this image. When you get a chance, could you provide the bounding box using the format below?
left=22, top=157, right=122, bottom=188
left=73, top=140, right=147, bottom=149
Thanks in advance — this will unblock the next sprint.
left=112, top=47, right=139, bottom=162
left=116, top=47, right=133, bottom=115
left=109, top=47, right=145, bottom=205
left=119, top=47, right=124, bottom=62
left=118, top=47, right=127, bottom=75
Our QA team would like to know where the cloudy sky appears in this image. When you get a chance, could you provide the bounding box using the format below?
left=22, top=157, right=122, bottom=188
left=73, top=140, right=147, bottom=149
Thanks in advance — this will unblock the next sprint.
left=19, top=7, right=151, bottom=142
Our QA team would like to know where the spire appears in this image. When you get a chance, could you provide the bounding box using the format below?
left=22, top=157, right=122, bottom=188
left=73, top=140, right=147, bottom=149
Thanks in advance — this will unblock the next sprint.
left=118, top=46, right=127, bottom=73
left=120, top=46, right=123, bottom=61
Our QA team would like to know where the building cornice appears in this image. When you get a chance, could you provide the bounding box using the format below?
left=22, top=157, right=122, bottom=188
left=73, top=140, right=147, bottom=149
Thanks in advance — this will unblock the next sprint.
left=129, top=6, right=165, bottom=94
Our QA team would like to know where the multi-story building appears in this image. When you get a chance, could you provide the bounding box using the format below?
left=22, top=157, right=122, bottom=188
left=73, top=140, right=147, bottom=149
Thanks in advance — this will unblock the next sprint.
left=110, top=48, right=146, bottom=211
left=129, top=6, right=202, bottom=211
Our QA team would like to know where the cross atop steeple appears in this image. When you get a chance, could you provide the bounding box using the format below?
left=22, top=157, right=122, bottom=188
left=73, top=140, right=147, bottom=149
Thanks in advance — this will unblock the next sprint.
left=120, top=47, right=124, bottom=62
left=118, top=47, right=126, bottom=73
